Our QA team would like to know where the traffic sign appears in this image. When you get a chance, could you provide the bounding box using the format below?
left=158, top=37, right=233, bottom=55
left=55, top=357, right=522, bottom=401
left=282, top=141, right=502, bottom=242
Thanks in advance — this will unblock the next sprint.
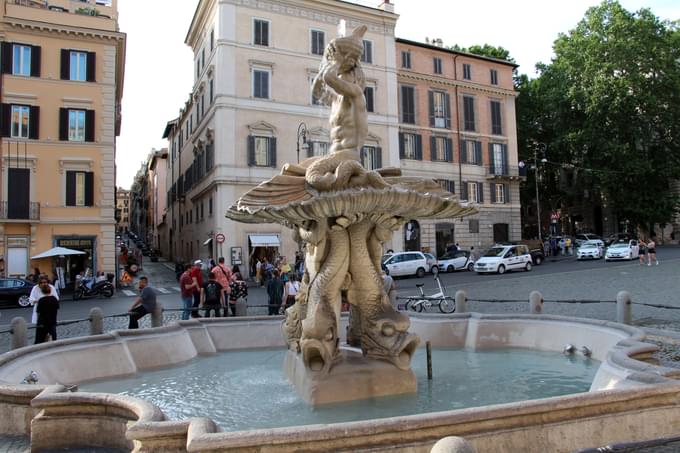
left=215, top=233, right=226, bottom=244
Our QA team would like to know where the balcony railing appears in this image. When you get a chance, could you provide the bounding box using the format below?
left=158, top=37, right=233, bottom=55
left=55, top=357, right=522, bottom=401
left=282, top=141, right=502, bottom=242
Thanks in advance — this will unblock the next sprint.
left=485, top=165, right=526, bottom=179
left=0, top=202, right=40, bottom=221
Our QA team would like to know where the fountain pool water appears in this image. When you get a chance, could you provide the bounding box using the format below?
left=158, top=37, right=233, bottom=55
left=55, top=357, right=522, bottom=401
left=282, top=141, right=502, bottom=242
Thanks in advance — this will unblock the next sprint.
left=80, top=347, right=599, bottom=431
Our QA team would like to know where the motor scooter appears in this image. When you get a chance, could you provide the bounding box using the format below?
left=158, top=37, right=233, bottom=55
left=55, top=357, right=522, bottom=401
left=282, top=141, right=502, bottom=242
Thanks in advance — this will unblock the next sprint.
left=73, top=276, right=114, bottom=300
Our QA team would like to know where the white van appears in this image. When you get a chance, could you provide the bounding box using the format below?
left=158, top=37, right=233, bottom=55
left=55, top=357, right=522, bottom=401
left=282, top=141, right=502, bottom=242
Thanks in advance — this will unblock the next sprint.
left=474, top=245, right=532, bottom=274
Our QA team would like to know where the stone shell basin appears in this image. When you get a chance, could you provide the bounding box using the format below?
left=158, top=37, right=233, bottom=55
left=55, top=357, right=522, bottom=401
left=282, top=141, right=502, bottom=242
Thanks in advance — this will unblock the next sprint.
left=1, top=313, right=680, bottom=453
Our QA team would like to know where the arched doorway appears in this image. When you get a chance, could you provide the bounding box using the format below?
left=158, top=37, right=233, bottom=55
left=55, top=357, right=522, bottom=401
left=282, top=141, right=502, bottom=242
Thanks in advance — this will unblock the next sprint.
left=404, top=220, right=421, bottom=251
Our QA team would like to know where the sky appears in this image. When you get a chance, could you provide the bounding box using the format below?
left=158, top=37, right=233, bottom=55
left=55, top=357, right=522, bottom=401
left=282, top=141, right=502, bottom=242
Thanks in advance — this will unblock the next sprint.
left=114, top=0, right=680, bottom=189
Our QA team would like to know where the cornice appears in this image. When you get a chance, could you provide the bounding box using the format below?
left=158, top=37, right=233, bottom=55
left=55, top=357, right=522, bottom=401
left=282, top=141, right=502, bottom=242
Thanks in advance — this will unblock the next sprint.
left=398, top=72, right=518, bottom=98
left=4, top=17, right=126, bottom=42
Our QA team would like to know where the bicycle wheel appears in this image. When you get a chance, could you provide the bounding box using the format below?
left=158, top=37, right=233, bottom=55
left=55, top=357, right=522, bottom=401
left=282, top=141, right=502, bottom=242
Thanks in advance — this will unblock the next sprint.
left=439, top=298, right=455, bottom=313
left=405, top=299, right=422, bottom=312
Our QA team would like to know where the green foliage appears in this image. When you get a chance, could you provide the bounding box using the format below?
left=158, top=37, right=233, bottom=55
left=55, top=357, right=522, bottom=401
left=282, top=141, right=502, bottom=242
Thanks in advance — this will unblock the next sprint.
left=520, top=0, right=680, bottom=228
left=447, top=43, right=515, bottom=64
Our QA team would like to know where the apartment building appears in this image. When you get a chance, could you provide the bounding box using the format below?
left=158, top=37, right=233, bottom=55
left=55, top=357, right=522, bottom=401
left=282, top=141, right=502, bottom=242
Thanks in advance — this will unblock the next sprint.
left=115, top=187, right=129, bottom=233
left=164, top=0, right=398, bottom=275
left=0, top=0, right=125, bottom=283
left=395, top=38, right=521, bottom=256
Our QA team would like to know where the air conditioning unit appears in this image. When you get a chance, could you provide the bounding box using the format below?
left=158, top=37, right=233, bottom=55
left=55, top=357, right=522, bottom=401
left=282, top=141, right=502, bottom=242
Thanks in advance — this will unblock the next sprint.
left=434, top=118, right=446, bottom=128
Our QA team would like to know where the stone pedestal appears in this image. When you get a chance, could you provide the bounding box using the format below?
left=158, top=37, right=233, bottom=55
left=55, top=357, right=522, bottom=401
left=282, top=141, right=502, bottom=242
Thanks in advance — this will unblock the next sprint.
left=283, top=347, right=417, bottom=406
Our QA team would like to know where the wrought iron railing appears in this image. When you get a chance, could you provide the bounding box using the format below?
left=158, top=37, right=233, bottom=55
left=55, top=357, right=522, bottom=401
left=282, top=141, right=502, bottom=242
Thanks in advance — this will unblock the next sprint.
left=0, top=201, right=40, bottom=220
left=485, top=165, right=525, bottom=178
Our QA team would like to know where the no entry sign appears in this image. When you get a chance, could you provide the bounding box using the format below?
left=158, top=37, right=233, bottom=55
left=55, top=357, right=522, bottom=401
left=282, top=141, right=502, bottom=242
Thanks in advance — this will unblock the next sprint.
left=215, top=233, right=226, bottom=244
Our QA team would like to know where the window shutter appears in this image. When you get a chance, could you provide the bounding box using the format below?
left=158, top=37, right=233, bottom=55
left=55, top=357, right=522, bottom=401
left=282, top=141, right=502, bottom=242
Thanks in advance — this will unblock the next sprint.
left=460, top=140, right=467, bottom=164
left=490, top=183, right=496, bottom=203
left=502, top=144, right=509, bottom=173
left=398, top=132, right=405, bottom=159
left=85, top=109, right=95, bottom=142
left=263, top=21, right=269, bottom=46
left=415, top=134, right=422, bottom=160
left=504, top=184, right=510, bottom=204
left=445, top=138, right=453, bottom=162
left=60, top=49, right=70, bottom=80
left=0, top=103, right=11, bottom=137
left=488, top=143, right=494, bottom=172
left=30, top=45, right=40, bottom=77
left=428, top=91, right=435, bottom=127
left=444, top=93, right=451, bottom=128
left=29, top=106, right=39, bottom=139
left=375, top=147, right=382, bottom=169
left=247, top=136, right=255, bottom=166
left=474, top=141, right=482, bottom=165
left=477, top=183, right=484, bottom=203
left=430, top=136, right=436, bottom=161
left=1, top=43, right=13, bottom=74
left=269, top=137, right=277, bottom=168
left=65, top=171, right=76, bottom=206
left=86, top=51, right=96, bottom=82
left=461, top=182, right=468, bottom=201
left=85, top=172, right=94, bottom=206
left=59, top=108, right=69, bottom=141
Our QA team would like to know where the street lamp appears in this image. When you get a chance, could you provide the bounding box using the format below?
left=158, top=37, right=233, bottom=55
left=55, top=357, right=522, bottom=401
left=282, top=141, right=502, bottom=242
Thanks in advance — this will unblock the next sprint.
left=519, top=143, right=547, bottom=241
left=296, top=122, right=310, bottom=163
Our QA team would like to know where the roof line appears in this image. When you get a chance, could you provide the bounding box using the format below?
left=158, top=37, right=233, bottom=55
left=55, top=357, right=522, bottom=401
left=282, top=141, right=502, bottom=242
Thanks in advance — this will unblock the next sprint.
left=396, top=37, right=519, bottom=68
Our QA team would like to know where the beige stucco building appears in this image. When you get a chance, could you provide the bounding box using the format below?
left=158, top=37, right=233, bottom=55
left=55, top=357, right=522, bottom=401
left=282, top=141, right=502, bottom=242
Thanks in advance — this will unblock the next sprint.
left=164, top=0, right=398, bottom=276
left=115, top=187, right=129, bottom=233
left=0, top=0, right=125, bottom=284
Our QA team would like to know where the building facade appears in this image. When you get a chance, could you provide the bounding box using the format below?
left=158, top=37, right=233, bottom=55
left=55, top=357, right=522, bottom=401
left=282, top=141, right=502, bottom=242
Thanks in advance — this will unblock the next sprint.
left=394, top=39, right=521, bottom=256
left=147, top=148, right=167, bottom=254
left=164, top=0, right=398, bottom=276
left=0, top=0, right=125, bottom=284
left=115, top=187, right=129, bottom=233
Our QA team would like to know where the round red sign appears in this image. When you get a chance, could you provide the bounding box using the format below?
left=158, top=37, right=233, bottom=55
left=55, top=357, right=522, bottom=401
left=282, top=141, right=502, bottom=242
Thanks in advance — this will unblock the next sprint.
left=215, top=233, right=226, bottom=244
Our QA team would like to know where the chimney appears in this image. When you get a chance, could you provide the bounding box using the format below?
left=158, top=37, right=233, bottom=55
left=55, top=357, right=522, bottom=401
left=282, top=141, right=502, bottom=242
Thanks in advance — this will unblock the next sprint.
left=378, top=0, right=394, bottom=13
left=436, top=38, right=443, bottom=47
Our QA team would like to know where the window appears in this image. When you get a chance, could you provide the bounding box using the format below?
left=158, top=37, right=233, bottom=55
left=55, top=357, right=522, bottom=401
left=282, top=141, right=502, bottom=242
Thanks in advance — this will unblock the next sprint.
left=310, top=141, right=329, bottom=157
left=430, top=136, right=452, bottom=162
left=253, top=19, right=269, bottom=46
left=201, top=201, right=204, bottom=220
left=253, top=69, right=270, bottom=99
left=463, top=63, right=471, bottom=80
left=68, top=110, right=86, bottom=141
left=490, top=100, right=502, bottom=135
left=437, top=179, right=455, bottom=193
left=196, top=59, right=200, bottom=79
left=464, top=182, right=482, bottom=203
left=492, top=183, right=507, bottom=203
left=311, top=30, right=325, bottom=56
left=10, top=105, right=29, bottom=138
left=429, top=91, right=450, bottom=128
left=69, top=51, right=87, bottom=81
left=401, top=50, right=411, bottom=69
left=361, top=40, right=373, bottom=64
left=433, top=57, right=442, bottom=75
left=209, top=197, right=213, bottom=216
left=65, top=171, right=94, bottom=207
left=364, top=86, right=374, bottom=113
left=210, top=29, right=214, bottom=51
left=490, top=143, right=507, bottom=174
left=400, top=85, right=415, bottom=124
left=201, top=48, right=205, bottom=69
left=463, top=96, right=475, bottom=131
left=209, top=79, right=214, bottom=104
left=461, top=140, right=482, bottom=165
left=399, top=132, right=421, bottom=160
left=361, top=145, right=381, bottom=170
left=248, top=135, right=276, bottom=167
left=201, top=94, right=205, bottom=117
left=12, top=44, right=31, bottom=76
left=490, top=69, right=498, bottom=85
left=469, top=219, right=480, bottom=233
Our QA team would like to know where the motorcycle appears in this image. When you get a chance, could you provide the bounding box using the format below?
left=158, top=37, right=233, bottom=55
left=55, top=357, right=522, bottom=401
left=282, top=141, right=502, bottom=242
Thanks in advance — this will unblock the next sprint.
left=73, top=278, right=115, bottom=300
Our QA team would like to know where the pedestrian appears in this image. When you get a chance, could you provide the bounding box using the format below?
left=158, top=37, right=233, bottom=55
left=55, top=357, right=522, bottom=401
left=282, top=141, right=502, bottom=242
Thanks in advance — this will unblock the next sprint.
left=266, top=269, right=284, bottom=316
left=280, top=257, right=291, bottom=283
left=282, top=273, right=300, bottom=313
left=231, top=264, right=240, bottom=281
left=189, top=260, right=203, bottom=318
left=469, top=246, right=478, bottom=262
left=647, top=237, right=658, bottom=266
left=128, top=276, right=156, bottom=329
left=29, top=273, right=59, bottom=325
left=211, top=257, right=232, bottom=302
left=638, top=239, right=647, bottom=266
left=228, top=272, right=248, bottom=316
left=255, top=259, right=262, bottom=286
left=263, top=259, right=274, bottom=284
left=559, top=238, right=566, bottom=256
left=201, top=272, right=224, bottom=318
left=565, top=237, right=572, bottom=255
left=178, top=264, right=195, bottom=320
left=382, top=267, right=397, bottom=309
left=550, top=237, right=557, bottom=257
left=543, top=239, right=550, bottom=257
left=31, top=267, right=41, bottom=284
left=34, top=275, right=60, bottom=344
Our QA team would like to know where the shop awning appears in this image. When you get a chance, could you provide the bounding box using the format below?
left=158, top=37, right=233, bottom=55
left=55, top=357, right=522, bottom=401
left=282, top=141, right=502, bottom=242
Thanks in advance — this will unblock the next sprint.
left=249, top=234, right=280, bottom=247
left=203, top=238, right=213, bottom=246
left=31, top=247, right=86, bottom=259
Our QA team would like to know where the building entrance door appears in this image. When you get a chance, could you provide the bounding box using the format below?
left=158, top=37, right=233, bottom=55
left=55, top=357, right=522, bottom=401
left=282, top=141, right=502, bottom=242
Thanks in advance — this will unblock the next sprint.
left=8, top=168, right=29, bottom=219
left=435, top=223, right=455, bottom=257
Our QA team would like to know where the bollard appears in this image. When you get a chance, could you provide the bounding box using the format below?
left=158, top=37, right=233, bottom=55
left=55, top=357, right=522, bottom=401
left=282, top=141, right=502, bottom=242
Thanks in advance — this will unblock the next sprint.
left=616, top=291, right=632, bottom=325
left=529, top=291, right=543, bottom=314
left=89, top=307, right=104, bottom=335
left=10, top=317, right=27, bottom=350
left=426, top=341, right=433, bottom=380
left=235, top=301, right=248, bottom=317
left=455, top=290, right=467, bottom=313
left=430, top=436, right=476, bottom=453
left=151, top=303, right=163, bottom=328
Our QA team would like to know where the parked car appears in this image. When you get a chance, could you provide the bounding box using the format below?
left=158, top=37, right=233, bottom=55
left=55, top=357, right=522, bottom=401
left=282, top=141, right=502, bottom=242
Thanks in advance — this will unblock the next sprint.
left=381, top=252, right=429, bottom=278
left=605, top=232, right=635, bottom=246
left=438, top=250, right=474, bottom=272
left=499, top=241, right=544, bottom=265
left=423, top=253, right=439, bottom=274
left=577, top=241, right=604, bottom=260
left=0, top=278, right=35, bottom=307
left=574, top=233, right=602, bottom=248
left=605, top=240, right=639, bottom=261
left=474, top=245, right=533, bottom=274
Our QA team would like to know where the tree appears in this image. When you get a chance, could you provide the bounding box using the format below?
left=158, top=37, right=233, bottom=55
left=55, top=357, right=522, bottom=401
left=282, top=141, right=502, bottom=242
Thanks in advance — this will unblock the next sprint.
left=525, top=0, right=680, bottom=231
left=447, top=43, right=516, bottom=64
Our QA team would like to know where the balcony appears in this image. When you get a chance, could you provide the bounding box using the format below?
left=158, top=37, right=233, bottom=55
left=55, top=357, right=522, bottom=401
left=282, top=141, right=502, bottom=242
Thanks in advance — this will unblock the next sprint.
left=0, top=202, right=40, bottom=221
left=485, top=165, right=526, bottom=180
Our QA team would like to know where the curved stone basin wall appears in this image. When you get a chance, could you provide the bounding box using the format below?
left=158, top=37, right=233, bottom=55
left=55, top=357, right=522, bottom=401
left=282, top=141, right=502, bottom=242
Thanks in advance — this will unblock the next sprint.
left=1, top=313, right=679, bottom=453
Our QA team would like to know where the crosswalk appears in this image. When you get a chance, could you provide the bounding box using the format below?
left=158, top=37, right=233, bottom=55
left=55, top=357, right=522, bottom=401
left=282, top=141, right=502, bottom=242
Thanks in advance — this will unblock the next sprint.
left=120, top=287, right=180, bottom=297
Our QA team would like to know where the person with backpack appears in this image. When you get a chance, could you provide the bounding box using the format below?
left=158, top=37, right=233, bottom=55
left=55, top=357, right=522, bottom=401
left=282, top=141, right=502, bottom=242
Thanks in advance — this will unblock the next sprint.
left=267, top=269, right=284, bottom=315
left=211, top=257, right=232, bottom=307
left=200, top=272, right=224, bottom=318
left=228, top=272, right=248, bottom=316
left=178, top=264, right=196, bottom=320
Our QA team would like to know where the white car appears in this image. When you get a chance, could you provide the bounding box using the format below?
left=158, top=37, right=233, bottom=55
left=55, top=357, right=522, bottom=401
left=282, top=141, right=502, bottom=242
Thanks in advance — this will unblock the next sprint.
left=574, top=233, right=602, bottom=247
left=438, top=250, right=474, bottom=272
left=382, top=251, right=428, bottom=278
left=474, top=245, right=532, bottom=274
left=577, top=241, right=603, bottom=260
left=605, top=240, right=639, bottom=261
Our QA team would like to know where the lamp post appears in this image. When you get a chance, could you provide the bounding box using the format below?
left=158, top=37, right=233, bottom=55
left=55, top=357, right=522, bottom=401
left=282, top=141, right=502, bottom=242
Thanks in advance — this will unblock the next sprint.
left=534, top=143, right=547, bottom=241
left=296, top=122, right=309, bottom=163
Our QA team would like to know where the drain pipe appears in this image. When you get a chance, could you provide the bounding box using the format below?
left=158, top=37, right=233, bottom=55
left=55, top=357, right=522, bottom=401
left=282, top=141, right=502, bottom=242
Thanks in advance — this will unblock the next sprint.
left=426, top=340, right=433, bottom=380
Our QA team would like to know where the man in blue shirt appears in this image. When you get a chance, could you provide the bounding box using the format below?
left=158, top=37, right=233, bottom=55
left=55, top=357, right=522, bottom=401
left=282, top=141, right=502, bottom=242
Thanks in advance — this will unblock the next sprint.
left=128, top=276, right=157, bottom=329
